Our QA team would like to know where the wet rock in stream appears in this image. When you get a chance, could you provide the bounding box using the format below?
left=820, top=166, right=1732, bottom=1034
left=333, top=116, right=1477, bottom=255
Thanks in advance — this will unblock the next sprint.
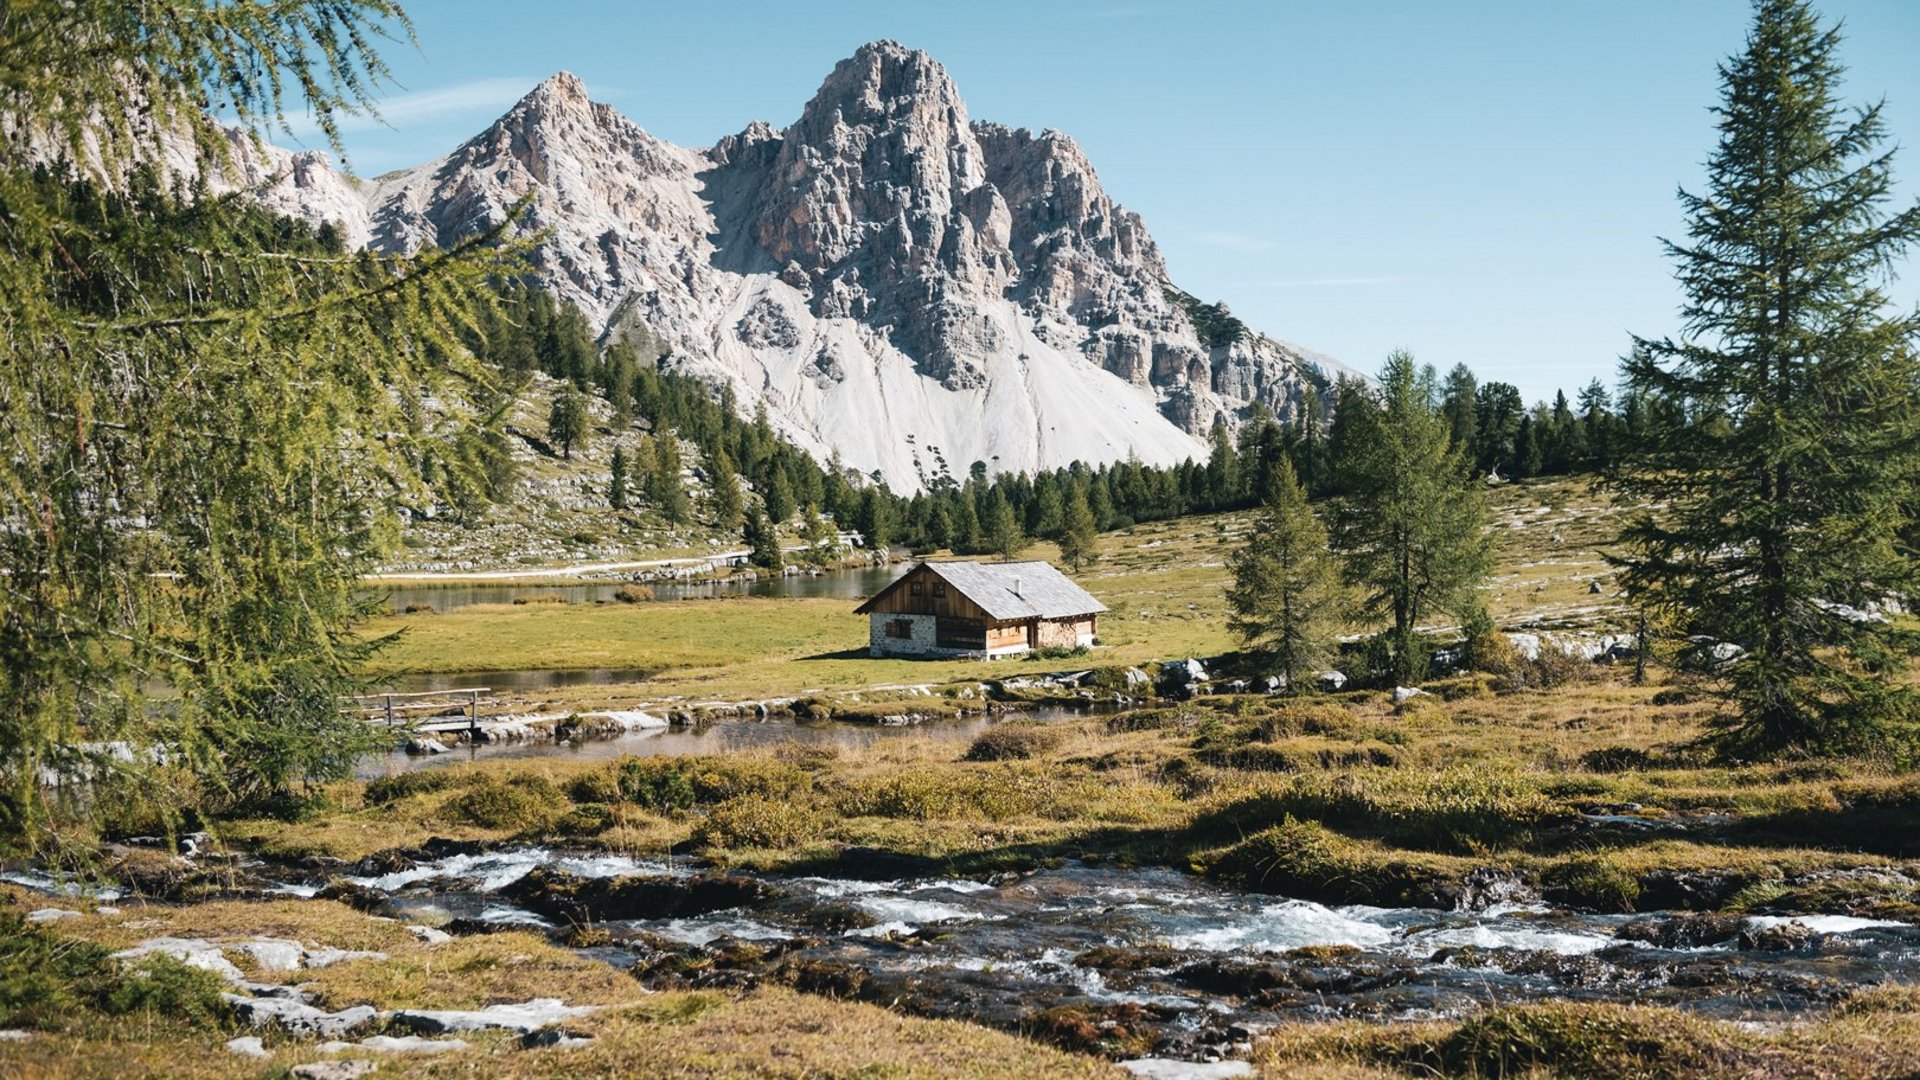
left=499, top=866, right=782, bottom=923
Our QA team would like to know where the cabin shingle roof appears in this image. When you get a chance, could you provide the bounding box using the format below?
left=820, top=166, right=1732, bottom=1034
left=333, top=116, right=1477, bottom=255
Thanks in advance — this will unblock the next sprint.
left=857, top=560, right=1106, bottom=620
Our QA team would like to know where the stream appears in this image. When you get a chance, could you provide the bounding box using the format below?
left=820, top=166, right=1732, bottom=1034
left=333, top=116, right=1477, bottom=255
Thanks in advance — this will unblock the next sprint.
left=264, top=847, right=1920, bottom=1060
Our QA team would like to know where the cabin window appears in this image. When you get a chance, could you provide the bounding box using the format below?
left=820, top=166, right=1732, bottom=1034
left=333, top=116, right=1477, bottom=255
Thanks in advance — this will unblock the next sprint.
left=885, top=619, right=913, bottom=639
left=910, top=581, right=923, bottom=596
left=933, top=583, right=947, bottom=599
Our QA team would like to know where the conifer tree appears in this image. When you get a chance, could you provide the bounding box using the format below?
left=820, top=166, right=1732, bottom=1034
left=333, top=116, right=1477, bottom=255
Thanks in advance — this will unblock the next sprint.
left=1578, top=379, right=1617, bottom=471
left=708, top=447, right=743, bottom=529
left=547, top=383, right=588, bottom=460
left=1031, top=477, right=1066, bottom=538
left=650, top=435, right=689, bottom=523
left=1441, top=363, right=1479, bottom=455
left=1060, top=487, right=1100, bottom=573
left=846, top=486, right=888, bottom=556
left=1292, top=388, right=1329, bottom=497
left=1614, top=0, right=1920, bottom=754
left=1228, top=457, right=1345, bottom=688
left=744, top=505, right=782, bottom=571
left=608, top=444, right=629, bottom=510
left=1332, top=352, right=1496, bottom=683
left=953, top=494, right=983, bottom=554
left=985, top=490, right=1026, bottom=561
left=1206, top=422, right=1242, bottom=509
left=1471, top=381, right=1525, bottom=476
left=1513, top=415, right=1543, bottom=478
left=0, top=0, right=517, bottom=847
left=764, top=470, right=797, bottom=527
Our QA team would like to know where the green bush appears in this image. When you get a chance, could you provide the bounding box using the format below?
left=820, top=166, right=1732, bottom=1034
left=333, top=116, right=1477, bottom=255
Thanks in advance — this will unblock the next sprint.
left=615, top=758, right=698, bottom=812
left=441, top=775, right=566, bottom=830
left=833, top=767, right=1057, bottom=822
left=364, top=769, right=458, bottom=805
left=1257, top=702, right=1362, bottom=741
left=1032, top=645, right=1090, bottom=661
left=1424, top=1003, right=1712, bottom=1080
left=694, top=795, right=825, bottom=850
left=0, top=916, right=229, bottom=1033
left=1543, top=855, right=1643, bottom=912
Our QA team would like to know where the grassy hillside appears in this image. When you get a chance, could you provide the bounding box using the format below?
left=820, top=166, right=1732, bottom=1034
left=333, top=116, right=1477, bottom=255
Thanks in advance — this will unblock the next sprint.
left=362, top=477, right=1624, bottom=706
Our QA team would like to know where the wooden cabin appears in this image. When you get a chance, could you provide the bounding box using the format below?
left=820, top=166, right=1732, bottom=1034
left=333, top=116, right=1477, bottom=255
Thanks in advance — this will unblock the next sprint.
left=854, top=560, right=1106, bottom=659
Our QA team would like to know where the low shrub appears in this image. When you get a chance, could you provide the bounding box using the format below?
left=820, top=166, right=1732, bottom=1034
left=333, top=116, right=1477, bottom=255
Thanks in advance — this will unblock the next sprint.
left=1199, top=816, right=1454, bottom=906
left=1581, top=745, right=1660, bottom=773
left=554, top=803, right=616, bottom=837
left=1032, top=645, right=1090, bottom=661
left=833, top=767, right=1058, bottom=822
left=0, top=916, right=230, bottom=1032
left=1104, top=709, right=1178, bottom=734
left=1419, top=1003, right=1715, bottom=1080
left=1257, top=702, right=1362, bottom=741
left=1462, top=627, right=1522, bottom=677
left=364, top=769, right=459, bottom=805
left=964, top=723, right=1062, bottom=762
left=1521, top=645, right=1595, bottom=689
left=613, top=758, right=698, bottom=813
left=441, top=775, right=566, bottom=830
left=693, top=795, right=825, bottom=850
left=1542, top=855, right=1643, bottom=912
left=613, top=583, right=655, bottom=603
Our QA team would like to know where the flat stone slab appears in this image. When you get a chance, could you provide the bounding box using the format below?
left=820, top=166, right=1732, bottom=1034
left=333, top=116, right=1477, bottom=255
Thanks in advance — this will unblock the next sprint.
left=224, top=994, right=378, bottom=1038
left=1120, top=1061, right=1254, bottom=1080
left=390, top=998, right=605, bottom=1034
left=317, top=1035, right=470, bottom=1055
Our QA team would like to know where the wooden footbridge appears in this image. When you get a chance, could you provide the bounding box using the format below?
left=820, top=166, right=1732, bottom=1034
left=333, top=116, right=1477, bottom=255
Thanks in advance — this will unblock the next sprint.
left=349, top=687, right=495, bottom=736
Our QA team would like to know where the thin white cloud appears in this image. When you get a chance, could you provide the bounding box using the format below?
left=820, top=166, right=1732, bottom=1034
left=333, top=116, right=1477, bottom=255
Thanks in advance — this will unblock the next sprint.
left=280, top=76, right=540, bottom=140
left=1195, top=231, right=1275, bottom=252
left=1253, top=275, right=1406, bottom=288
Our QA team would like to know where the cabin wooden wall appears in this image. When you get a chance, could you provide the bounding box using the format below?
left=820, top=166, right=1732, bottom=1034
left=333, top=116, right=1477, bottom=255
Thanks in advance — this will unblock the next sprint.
left=985, top=620, right=1028, bottom=651
left=861, top=565, right=991, bottom=621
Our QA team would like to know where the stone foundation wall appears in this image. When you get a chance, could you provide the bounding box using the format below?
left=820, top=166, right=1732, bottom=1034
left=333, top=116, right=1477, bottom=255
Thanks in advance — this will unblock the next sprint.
left=869, top=613, right=941, bottom=657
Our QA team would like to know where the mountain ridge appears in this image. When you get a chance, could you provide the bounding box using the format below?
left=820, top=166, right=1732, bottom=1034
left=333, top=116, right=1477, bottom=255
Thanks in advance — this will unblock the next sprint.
left=218, top=42, right=1362, bottom=489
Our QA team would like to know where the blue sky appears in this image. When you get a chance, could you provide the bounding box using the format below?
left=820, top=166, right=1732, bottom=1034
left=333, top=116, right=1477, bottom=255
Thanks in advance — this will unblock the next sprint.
left=294, top=1, right=1920, bottom=403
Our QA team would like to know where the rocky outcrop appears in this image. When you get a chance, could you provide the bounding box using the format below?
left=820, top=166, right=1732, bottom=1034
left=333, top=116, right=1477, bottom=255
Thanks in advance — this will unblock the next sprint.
left=195, top=43, right=1358, bottom=489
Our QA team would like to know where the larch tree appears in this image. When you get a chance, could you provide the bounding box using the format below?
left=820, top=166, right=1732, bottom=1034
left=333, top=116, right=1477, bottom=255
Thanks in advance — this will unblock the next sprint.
left=608, top=444, right=630, bottom=510
left=1441, top=363, right=1479, bottom=457
left=650, top=435, right=689, bottom=523
left=1059, top=487, right=1100, bottom=573
left=0, top=0, right=519, bottom=850
left=1332, top=352, right=1496, bottom=684
left=744, top=505, right=782, bottom=572
left=547, top=383, right=589, bottom=460
left=1227, top=456, right=1345, bottom=688
left=708, top=446, right=743, bottom=530
left=985, top=490, right=1026, bottom=562
left=1613, top=0, right=1920, bottom=755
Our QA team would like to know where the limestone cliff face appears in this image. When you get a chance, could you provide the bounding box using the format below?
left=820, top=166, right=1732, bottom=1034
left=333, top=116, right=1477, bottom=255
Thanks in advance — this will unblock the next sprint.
left=215, top=43, right=1358, bottom=489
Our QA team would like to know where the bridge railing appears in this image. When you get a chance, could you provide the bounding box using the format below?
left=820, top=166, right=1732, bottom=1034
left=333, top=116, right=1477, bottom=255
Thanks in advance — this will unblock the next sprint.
left=347, top=688, right=492, bottom=729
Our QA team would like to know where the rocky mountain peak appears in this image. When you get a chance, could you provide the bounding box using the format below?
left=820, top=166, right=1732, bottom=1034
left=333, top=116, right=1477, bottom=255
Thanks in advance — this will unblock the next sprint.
left=526, top=69, right=590, bottom=107
left=206, top=46, right=1360, bottom=489
left=796, top=40, right=969, bottom=135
